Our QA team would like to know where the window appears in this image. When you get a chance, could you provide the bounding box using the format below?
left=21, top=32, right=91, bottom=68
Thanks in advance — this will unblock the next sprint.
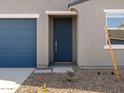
left=107, top=14, right=124, bottom=28
left=104, top=10, right=124, bottom=49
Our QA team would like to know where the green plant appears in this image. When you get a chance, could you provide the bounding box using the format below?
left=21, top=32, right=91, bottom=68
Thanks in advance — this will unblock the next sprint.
left=67, top=71, right=75, bottom=77
left=122, top=72, right=124, bottom=80
left=63, top=71, right=75, bottom=82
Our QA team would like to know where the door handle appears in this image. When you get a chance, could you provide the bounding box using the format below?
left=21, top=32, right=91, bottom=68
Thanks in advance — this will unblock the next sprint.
left=55, top=41, right=58, bottom=51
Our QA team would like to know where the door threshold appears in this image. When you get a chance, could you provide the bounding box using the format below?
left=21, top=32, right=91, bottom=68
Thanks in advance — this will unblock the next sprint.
left=50, top=62, right=75, bottom=67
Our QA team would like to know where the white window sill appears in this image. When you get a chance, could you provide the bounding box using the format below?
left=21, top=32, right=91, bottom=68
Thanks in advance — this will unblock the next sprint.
left=104, top=45, right=124, bottom=49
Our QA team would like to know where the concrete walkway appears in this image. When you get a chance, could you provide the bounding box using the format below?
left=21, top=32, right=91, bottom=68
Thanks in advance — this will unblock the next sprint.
left=0, top=68, right=34, bottom=93
left=34, top=67, right=73, bottom=73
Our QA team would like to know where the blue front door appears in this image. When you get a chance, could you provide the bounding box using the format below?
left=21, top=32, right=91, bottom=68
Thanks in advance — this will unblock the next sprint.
left=53, top=18, right=72, bottom=62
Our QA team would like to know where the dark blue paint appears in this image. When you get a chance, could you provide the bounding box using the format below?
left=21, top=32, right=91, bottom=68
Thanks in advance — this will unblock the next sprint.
left=0, top=19, right=36, bottom=67
left=53, top=18, right=72, bottom=62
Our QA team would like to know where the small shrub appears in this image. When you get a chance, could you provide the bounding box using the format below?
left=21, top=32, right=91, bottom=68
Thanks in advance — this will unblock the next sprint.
left=67, top=71, right=75, bottom=77
left=62, top=71, right=75, bottom=82
left=122, top=72, right=124, bottom=80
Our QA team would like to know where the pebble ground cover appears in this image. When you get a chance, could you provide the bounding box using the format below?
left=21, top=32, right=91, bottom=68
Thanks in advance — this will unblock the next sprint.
left=16, top=67, right=124, bottom=93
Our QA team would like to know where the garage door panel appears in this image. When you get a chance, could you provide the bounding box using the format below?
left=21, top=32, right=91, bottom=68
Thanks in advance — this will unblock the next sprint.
left=14, top=49, right=35, bottom=56
left=12, top=30, right=35, bottom=38
left=0, top=31, right=35, bottom=39
left=0, top=32, right=15, bottom=39
left=0, top=41, right=32, bottom=47
left=0, top=19, right=36, bottom=67
left=0, top=19, right=35, bottom=29
left=0, top=57, right=12, bottom=65
left=14, top=57, right=35, bottom=62
left=0, top=49, right=12, bottom=55
left=13, top=40, right=35, bottom=45
left=0, top=43, right=12, bottom=48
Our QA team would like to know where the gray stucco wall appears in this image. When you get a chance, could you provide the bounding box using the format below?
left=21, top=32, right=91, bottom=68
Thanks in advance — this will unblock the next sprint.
left=0, top=0, right=70, bottom=67
left=72, top=0, right=124, bottom=67
left=1, top=0, right=124, bottom=67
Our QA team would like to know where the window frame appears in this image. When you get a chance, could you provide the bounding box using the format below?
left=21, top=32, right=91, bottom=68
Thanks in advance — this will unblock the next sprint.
left=104, top=9, right=124, bottom=49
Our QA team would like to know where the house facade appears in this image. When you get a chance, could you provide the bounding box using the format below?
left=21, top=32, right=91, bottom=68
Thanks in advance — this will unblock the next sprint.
left=0, top=0, right=124, bottom=68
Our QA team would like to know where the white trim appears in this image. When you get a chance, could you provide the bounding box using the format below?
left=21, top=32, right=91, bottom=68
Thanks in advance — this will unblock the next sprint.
left=107, top=15, right=124, bottom=18
left=104, top=9, right=124, bottom=45
left=104, top=9, right=124, bottom=13
left=104, top=45, right=124, bottom=49
left=0, top=14, right=40, bottom=18
left=45, top=11, right=77, bottom=15
left=105, top=13, right=108, bottom=45
left=107, top=28, right=124, bottom=30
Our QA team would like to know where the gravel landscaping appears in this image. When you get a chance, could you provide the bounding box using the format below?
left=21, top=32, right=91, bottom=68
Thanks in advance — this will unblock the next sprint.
left=16, top=67, right=124, bottom=93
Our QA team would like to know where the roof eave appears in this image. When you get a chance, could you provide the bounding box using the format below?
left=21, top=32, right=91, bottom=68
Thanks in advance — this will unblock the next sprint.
left=68, top=0, right=89, bottom=8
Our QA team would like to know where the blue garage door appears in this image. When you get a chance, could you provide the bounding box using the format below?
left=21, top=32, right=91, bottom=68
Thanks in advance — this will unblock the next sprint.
left=0, top=19, right=36, bottom=67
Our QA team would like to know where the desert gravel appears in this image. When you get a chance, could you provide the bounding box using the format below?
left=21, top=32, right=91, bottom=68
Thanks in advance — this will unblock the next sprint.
left=16, top=67, right=124, bottom=93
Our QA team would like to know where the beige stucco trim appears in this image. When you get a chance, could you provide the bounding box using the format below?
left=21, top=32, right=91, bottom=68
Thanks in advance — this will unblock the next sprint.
left=0, top=14, right=40, bottom=18
left=46, top=11, right=77, bottom=15
left=72, top=16, right=77, bottom=63
left=49, top=16, right=54, bottom=64
left=49, top=16, right=77, bottom=64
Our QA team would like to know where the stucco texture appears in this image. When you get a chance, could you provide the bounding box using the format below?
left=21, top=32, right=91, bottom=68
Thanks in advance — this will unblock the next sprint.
left=72, top=0, right=124, bottom=67
left=0, top=0, right=70, bottom=67
left=1, top=0, right=124, bottom=67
